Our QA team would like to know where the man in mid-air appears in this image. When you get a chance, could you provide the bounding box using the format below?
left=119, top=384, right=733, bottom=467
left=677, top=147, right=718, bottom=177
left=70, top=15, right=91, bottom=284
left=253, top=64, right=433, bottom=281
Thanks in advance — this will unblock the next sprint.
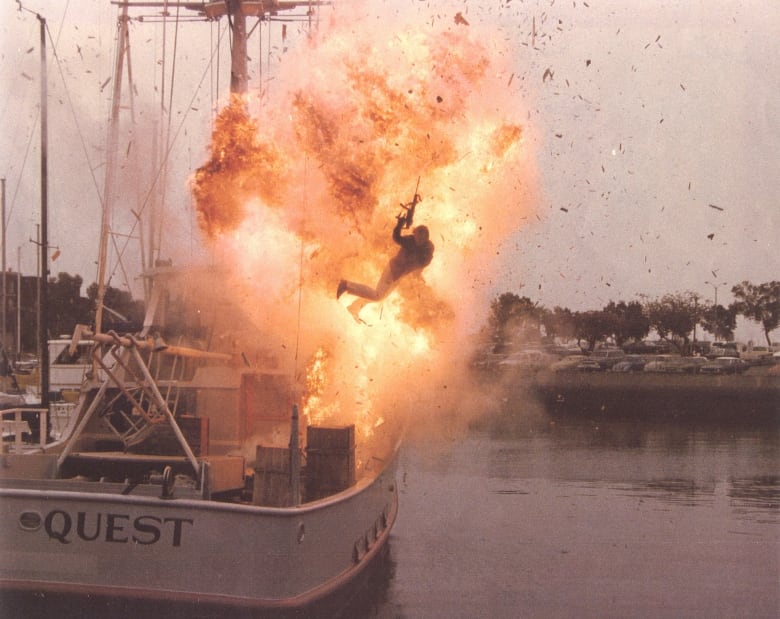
left=337, top=201, right=434, bottom=320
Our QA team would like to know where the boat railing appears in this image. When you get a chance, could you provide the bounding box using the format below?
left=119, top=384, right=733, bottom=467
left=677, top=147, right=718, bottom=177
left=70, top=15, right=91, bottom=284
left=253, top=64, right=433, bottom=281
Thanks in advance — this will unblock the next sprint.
left=1, top=408, right=48, bottom=454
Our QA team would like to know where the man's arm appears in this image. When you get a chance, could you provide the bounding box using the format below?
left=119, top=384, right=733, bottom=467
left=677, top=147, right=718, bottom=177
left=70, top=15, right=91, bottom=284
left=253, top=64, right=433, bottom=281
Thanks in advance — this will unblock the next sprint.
left=392, top=216, right=405, bottom=244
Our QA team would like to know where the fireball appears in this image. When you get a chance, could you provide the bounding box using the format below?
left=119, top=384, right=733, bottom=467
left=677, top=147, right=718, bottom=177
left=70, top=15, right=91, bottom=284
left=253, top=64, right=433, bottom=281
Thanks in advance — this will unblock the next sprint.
left=189, top=10, right=535, bottom=435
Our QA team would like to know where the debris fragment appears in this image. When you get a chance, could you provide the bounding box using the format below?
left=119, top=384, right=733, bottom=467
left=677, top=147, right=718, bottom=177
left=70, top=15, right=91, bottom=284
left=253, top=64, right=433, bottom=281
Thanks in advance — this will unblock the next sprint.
left=708, top=203, right=723, bottom=211
left=454, top=12, right=469, bottom=26
left=707, top=233, right=715, bottom=240
left=585, top=59, right=591, bottom=67
left=542, top=67, right=554, bottom=82
left=560, top=207, right=568, bottom=212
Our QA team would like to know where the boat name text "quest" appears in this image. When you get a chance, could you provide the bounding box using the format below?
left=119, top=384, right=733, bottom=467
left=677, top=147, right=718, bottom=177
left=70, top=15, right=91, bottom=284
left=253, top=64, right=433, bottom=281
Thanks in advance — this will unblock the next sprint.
left=43, top=510, right=194, bottom=547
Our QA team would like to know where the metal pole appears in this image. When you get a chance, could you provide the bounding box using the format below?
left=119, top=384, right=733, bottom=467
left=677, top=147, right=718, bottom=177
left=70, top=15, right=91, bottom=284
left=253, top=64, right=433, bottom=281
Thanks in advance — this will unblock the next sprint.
left=289, top=403, right=301, bottom=506
left=2, top=177, right=6, bottom=355
left=228, top=0, right=248, bottom=95
left=38, top=13, right=50, bottom=409
left=96, top=6, right=129, bottom=335
left=16, top=247, right=21, bottom=357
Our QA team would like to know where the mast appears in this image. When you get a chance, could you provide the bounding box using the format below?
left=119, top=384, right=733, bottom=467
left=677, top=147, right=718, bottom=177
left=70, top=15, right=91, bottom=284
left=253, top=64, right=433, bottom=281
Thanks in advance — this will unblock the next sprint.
left=227, top=0, right=249, bottom=96
left=2, top=177, right=6, bottom=356
left=37, top=14, right=50, bottom=408
left=95, top=4, right=130, bottom=335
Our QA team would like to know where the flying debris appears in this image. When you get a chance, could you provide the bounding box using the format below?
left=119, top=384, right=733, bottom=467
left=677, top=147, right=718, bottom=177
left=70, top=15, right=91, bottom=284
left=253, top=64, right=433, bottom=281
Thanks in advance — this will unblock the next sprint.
left=454, top=12, right=469, bottom=26
left=707, top=233, right=715, bottom=240
left=708, top=203, right=724, bottom=211
left=542, top=67, right=554, bottom=82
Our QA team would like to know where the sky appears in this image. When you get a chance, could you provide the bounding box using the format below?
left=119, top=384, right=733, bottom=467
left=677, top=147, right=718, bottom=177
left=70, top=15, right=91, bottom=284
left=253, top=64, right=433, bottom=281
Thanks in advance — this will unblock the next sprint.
left=1, top=0, right=778, bottom=342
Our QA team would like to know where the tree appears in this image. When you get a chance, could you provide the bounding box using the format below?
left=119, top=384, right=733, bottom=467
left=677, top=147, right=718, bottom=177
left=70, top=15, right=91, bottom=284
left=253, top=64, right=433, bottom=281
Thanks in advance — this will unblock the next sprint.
left=731, top=281, right=780, bottom=346
left=574, top=310, right=614, bottom=352
left=488, top=292, right=542, bottom=348
left=541, top=306, right=576, bottom=342
left=47, top=273, right=91, bottom=339
left=603, top=301, right=650, bottom=346
left=644, top=292, right=700, bottom=354
left=86, top=282, right=145, bottom=332
left=699, top=303, right=737, bottom=342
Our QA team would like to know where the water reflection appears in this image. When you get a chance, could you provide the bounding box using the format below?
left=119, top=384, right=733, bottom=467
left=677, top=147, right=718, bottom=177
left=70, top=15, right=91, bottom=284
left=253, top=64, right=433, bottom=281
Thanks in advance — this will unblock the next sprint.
left=614, top=479, right=717, bottom=508
left=728, top=476, right=780, bottom=525
left=479, top=402, right=779, bottom=526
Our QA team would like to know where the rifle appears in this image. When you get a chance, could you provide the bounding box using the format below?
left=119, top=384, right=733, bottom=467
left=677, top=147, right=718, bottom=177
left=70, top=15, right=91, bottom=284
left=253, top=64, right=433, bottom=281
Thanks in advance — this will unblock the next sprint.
left=397, top=176, right=421, bottom=229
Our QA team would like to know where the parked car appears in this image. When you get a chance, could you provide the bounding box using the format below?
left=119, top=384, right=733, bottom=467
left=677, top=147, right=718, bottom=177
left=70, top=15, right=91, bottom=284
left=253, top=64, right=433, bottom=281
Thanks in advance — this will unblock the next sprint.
left=663, top=357, right=707, bottom=374
left=699, top=357, right=748, bottom=375
left=576, top=359, right=604, bottom=372
left=610, top=355, right=647, bottom=372
left=742, top=346, right=773, bottom=365
left=546, top=344, right=586, bottom=357
left=643, top=355, right=679, bottom=373
left=498, top=350, right=557, bottom=371
left=550, top=355, right=589, bottom=372
left=588, top=348, right=627, bottom=370
left=707, top=342, right=743, bottom=359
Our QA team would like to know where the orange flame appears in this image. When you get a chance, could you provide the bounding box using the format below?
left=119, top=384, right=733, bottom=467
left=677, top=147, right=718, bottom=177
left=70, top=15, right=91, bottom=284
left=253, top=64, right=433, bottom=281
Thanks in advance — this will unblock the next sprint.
left=189, top=12, right=535, bottom=435
left=191, top=95, right=288, bottom=237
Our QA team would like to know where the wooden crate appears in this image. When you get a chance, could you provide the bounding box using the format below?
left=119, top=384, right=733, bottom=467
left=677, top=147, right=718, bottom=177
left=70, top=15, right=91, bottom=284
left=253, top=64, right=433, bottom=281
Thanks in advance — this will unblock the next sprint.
left=253, top=446, right=292, bottom=507
left=305, top=425, right=355, bottom=500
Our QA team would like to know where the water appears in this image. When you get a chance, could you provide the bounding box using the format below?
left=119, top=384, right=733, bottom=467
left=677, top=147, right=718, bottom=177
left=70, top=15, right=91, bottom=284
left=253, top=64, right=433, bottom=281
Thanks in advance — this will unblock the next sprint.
left=5, top=401, right=777, bottom=619
left=364, top=403, right=779, bottom=619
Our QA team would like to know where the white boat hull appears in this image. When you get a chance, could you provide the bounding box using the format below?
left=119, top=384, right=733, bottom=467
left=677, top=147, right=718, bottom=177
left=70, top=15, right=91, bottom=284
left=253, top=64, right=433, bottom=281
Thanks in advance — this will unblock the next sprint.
left=0, top=458, right=397, bottom=609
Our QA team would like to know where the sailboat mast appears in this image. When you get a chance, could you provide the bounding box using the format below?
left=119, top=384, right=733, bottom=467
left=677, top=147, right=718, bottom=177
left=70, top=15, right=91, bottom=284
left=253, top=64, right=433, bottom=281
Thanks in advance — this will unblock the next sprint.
left=37, top=14, right=50, bottom=408
left=95, top=5, right=130, bottom=335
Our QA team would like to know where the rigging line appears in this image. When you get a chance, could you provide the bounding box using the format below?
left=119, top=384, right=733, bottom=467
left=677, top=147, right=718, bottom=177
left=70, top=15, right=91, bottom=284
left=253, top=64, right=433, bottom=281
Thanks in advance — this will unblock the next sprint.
left=257, top=17, right=262, bottom=109
left=158, top=1, right=184, bottom=261
left=5, top=9, right=95, bottom=229
left=160, top=0, right=168, bottom=120
left=107, top=230, right=133, bottom=294
left=293, top=155, right=308, bottom=383
left=7, top=18, right=104, bottom=230
left=266, top=19, right=271, bottom=95
left=108, top=26, right=228, bottom=272
left=44, top=21, right=104, bottom=205
left=5, top=116, right=36, bottom=231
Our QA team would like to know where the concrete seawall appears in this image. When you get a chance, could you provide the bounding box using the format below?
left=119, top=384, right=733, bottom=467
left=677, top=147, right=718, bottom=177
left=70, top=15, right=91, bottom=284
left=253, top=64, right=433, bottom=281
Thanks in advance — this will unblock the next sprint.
left=531, top=369, right=780, bottom=420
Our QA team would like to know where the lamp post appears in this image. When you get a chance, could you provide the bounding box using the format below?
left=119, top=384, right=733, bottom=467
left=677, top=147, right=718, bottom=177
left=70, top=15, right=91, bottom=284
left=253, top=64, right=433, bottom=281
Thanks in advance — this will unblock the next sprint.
left=705, top=280, right=720, bottom=305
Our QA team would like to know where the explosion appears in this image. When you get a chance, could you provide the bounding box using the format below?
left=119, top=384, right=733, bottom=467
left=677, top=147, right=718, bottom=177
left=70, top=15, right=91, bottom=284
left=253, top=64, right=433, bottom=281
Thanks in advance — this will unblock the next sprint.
left=189, top=8, right=535, bottom=441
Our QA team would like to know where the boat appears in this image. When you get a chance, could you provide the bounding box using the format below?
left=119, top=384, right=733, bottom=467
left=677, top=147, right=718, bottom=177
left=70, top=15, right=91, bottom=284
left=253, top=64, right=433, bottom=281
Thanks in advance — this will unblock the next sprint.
left=0, top=2, right=401, bottom=612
